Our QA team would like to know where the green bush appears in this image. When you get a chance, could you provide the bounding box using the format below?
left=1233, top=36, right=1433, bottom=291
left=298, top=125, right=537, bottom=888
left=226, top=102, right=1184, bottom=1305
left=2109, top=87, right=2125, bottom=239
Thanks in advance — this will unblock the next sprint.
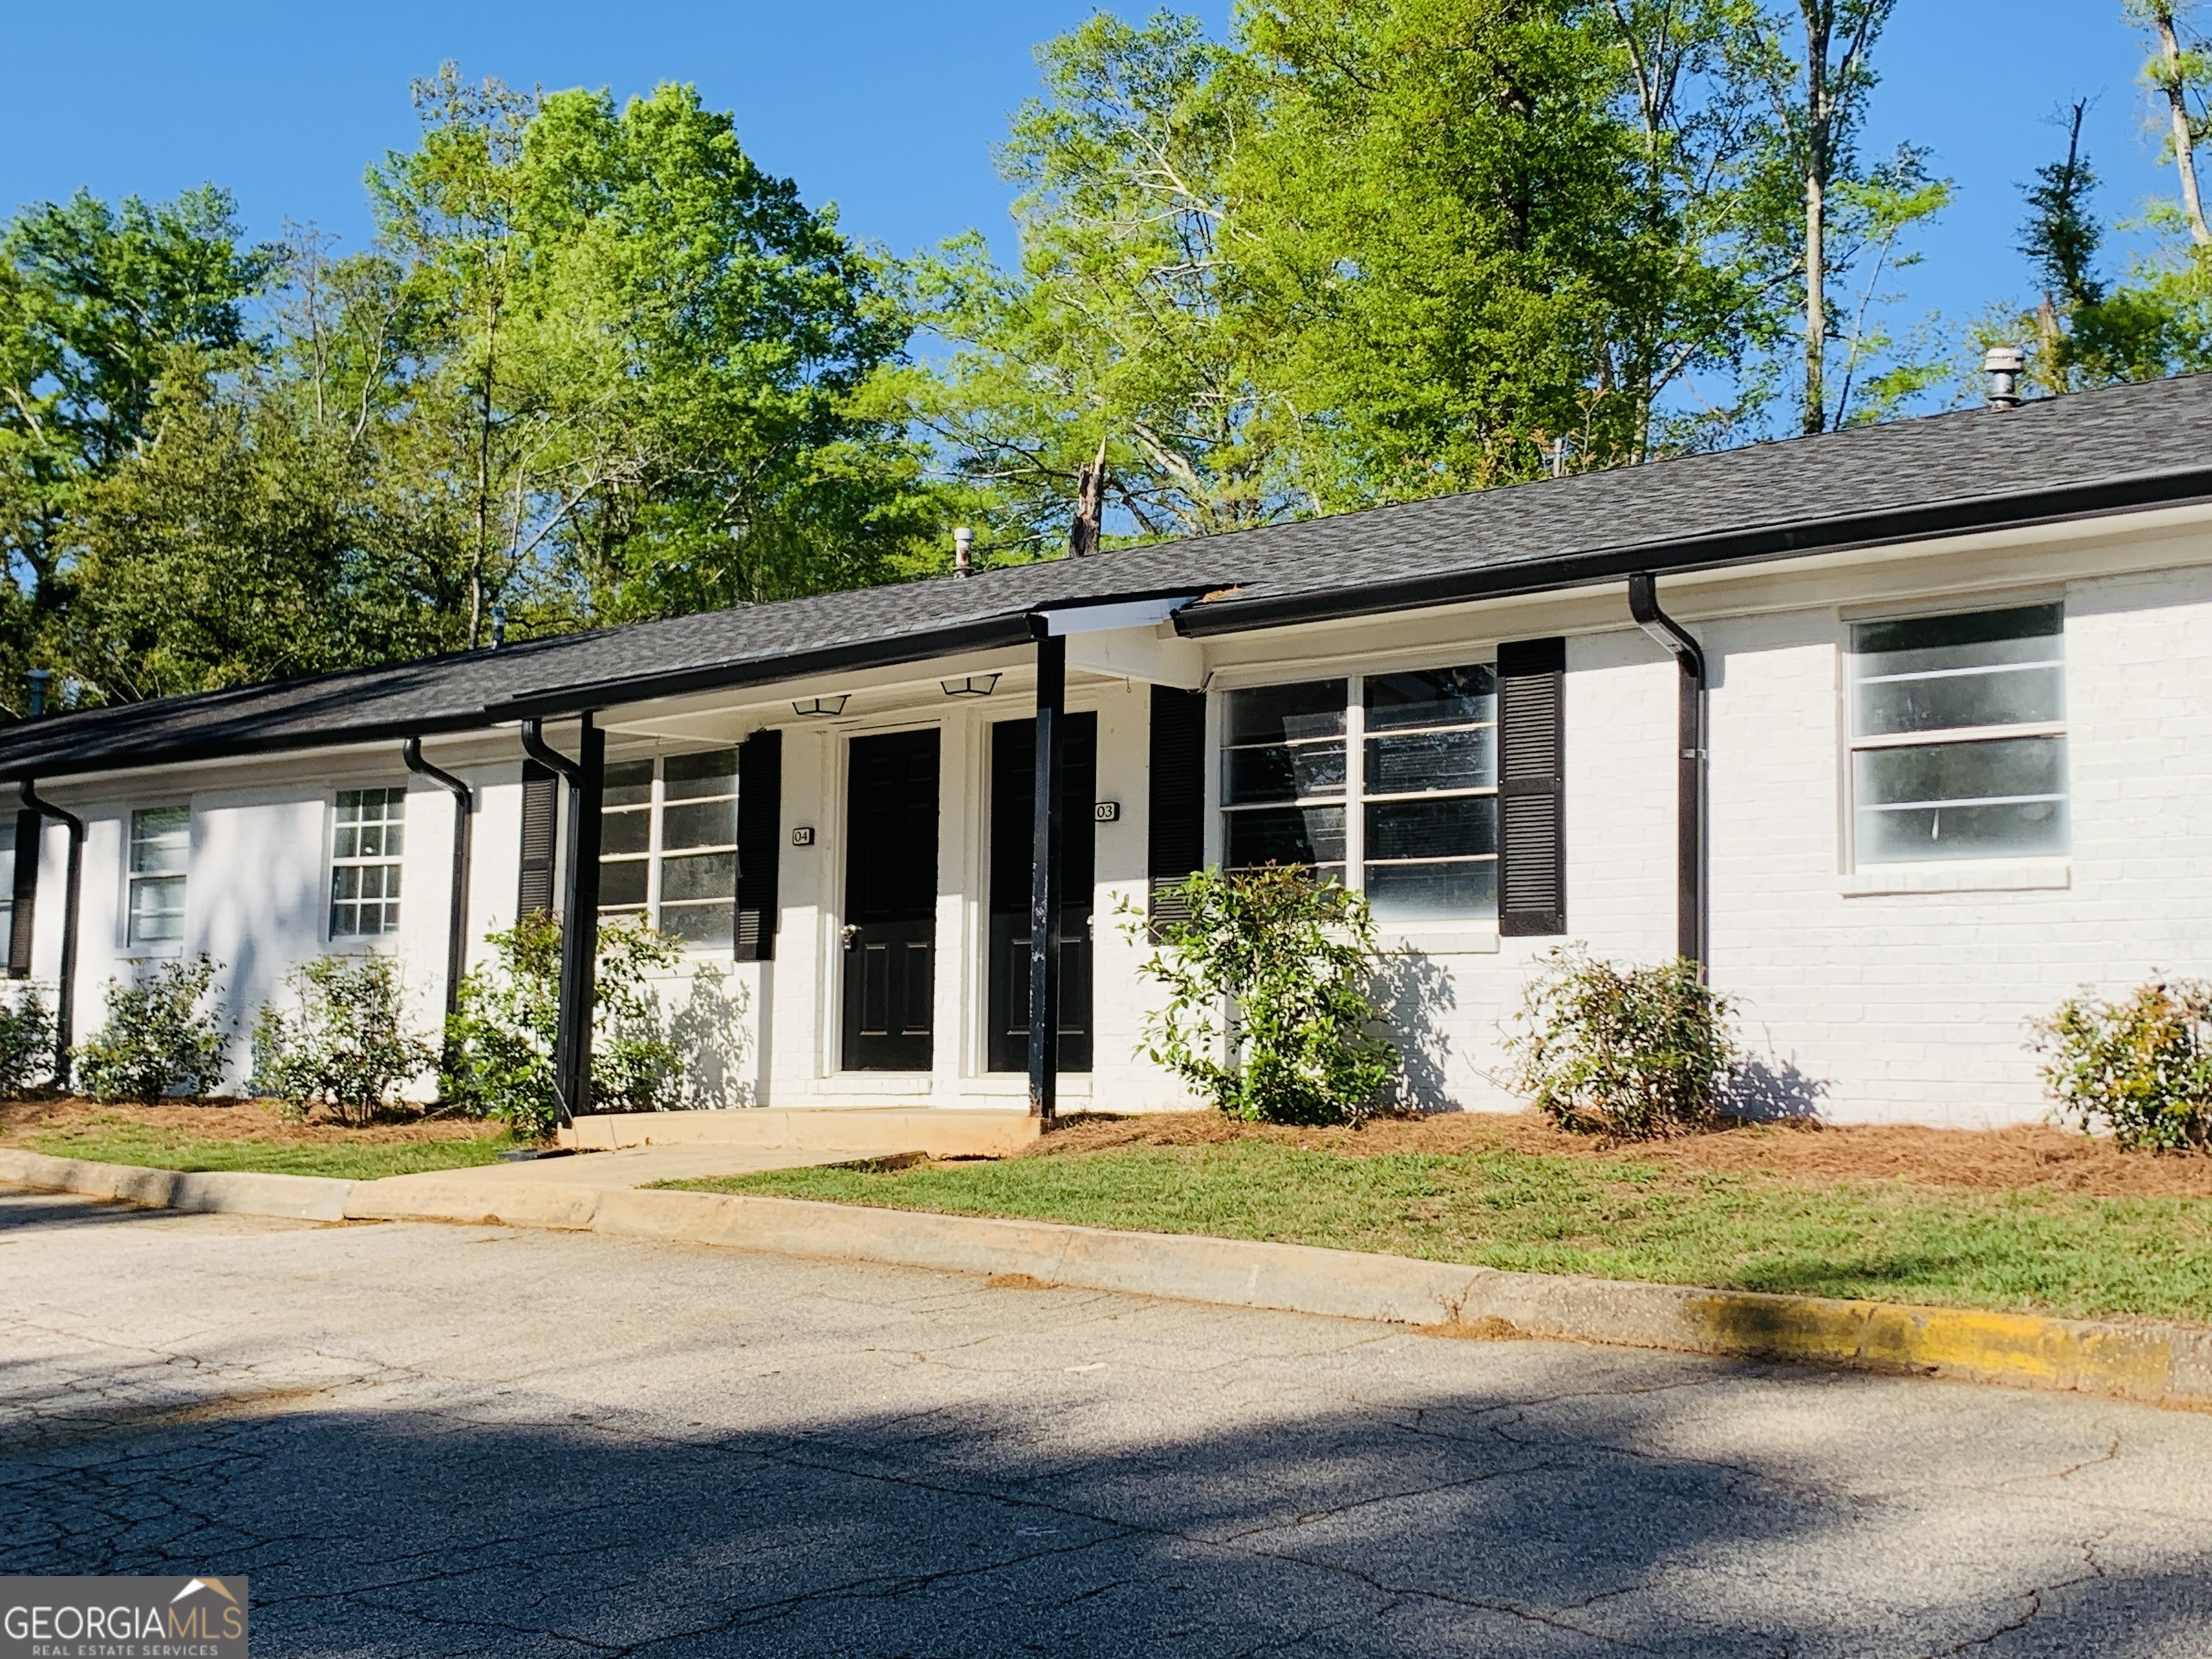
left=1506, top=946, right=1738, bottom=1139
left=441, top=912, right=743, bottom=1136
left=77, top=955, right=233, bottom=1104
left=0, top=982, right=55, bottom=1096
left=1128, top=864, right=1399, bottom=1125
left=251, top=956, right=441, bottom=1125
left=2031, top=979, right=2212, bottom=1153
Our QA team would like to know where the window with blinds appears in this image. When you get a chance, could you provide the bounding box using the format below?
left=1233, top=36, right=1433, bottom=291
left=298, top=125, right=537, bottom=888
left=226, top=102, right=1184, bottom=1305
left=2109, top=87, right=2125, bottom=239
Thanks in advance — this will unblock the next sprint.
left=1848, top=603, right=2067, bottom=864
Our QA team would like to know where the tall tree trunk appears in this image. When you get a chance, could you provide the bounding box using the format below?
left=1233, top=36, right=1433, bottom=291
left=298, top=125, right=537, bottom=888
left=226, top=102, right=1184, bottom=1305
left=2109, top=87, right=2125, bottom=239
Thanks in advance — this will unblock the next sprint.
left=2154, top=8, right=2212, bottom=246
left=1069, top=435, right=1107, bottom=558
left=1801, top=3, right=1833, bottom=436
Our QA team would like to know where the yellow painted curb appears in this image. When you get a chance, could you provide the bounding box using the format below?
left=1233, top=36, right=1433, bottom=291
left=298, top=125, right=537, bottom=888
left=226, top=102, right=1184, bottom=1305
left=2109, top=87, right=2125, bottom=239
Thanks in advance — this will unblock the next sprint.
left=7, top=1148, right=2208, bottom=1413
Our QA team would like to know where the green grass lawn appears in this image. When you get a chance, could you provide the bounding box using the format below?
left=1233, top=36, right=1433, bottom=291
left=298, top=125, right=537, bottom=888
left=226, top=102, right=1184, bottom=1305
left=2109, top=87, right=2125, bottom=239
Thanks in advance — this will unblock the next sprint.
left=667, top=1143, right=2212, bottom=1323
left=25, top=1123, right=522, bottom=1182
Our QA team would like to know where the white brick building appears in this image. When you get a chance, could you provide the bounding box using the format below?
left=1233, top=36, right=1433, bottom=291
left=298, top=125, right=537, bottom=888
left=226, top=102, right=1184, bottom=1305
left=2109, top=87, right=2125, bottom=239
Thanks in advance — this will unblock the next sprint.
left=9, top=376, right=2212, bottom=1130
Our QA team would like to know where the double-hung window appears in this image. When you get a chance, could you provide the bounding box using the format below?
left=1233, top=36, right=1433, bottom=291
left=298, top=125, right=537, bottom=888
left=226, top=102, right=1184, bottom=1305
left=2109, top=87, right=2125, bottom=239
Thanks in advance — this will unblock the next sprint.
left=1220, top=664, right=1501, bottom=921
left=127, top=806, right=190, bottom=946
left=1847, top=603, right=2067, bottom=864
left=600, top=749, right=739, bottom=949
left=331, top=788, right=405, bottom=936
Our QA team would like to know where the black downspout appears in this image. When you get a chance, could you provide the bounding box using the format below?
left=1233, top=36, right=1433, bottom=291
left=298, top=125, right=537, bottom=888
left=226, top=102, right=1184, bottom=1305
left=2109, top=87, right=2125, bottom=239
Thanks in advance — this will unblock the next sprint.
left=18, top=781, right=83, bottom=1089
left=519, top=716, right=604, bottom=1129
left=400, top=738, right=474, bottom=1020
left=1027, top=626, right=1066, bottom=1121
left=1627, top=573, right=1709, bottom=973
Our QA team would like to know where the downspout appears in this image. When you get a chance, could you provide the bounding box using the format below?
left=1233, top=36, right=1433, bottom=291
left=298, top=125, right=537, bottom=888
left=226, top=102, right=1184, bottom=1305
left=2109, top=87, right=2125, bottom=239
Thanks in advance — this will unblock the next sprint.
left=18, top=781, right=83, bottom=1089
left=400, top=739, right=474, bottom=1020
left=1627, top=574, right=1709, bottom=972
left=518, top=715, right=603, bottom=1129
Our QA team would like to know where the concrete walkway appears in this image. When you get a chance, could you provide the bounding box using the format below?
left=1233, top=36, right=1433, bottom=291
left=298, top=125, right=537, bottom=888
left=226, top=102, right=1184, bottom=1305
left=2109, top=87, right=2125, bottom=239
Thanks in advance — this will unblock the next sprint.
left=392, top=1143, right=895, bottom=1192
left=5, top=1186, right=2208, bottom=1656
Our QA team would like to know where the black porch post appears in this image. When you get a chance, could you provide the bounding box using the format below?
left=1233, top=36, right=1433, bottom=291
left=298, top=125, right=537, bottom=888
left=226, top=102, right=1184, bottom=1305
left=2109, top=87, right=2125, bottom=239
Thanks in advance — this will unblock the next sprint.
left=1028, top=629, right=1066, bottom=1120
left=521, top=715, right=603, bottom=1128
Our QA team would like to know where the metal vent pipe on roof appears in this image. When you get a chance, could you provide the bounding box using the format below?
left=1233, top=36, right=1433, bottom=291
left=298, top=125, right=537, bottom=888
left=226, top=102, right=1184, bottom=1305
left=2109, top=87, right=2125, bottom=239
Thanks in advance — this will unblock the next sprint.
left=953, top=526, right=974, bottom=577
left=25, top=670, right=50, bottom=718
left=1984, top=347, right=2026, bottom=410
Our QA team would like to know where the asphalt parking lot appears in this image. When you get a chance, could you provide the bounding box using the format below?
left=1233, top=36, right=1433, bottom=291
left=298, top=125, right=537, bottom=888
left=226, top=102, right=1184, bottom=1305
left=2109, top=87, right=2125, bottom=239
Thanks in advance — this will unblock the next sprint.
left=4, top=1184, right=2210, bottom=1656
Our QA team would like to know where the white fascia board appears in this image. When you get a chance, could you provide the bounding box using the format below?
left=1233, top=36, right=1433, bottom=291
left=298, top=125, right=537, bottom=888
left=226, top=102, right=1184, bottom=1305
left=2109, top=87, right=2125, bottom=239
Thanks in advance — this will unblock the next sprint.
left=1031, top=595, right=1196, bottom=637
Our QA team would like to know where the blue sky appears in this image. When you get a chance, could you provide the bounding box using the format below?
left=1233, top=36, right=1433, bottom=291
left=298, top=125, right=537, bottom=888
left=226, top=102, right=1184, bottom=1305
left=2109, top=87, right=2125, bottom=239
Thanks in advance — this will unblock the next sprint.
left=0, top=1, right=2175, bottom=334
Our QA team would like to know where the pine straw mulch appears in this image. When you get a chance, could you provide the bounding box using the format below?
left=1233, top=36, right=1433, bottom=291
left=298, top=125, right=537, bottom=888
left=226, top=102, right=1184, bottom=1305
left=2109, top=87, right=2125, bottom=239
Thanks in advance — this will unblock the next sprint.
left=1030, top=1109, right=2212, bottom=1200
left=0, top=1095, right=502, bottom=1147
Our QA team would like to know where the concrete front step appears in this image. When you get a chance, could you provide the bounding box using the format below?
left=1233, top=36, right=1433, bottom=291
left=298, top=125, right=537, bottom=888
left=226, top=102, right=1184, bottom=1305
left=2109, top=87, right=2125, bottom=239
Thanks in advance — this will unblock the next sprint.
left=559, top=1107, right=1041, bottom=1159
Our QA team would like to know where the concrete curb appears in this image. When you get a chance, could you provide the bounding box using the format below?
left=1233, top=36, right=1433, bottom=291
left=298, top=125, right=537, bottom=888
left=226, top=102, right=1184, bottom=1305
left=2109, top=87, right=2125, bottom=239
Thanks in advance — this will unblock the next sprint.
left=6, top=1147, right=2208, bottom=1412
left=0, top=1148, right=353, bottom=1222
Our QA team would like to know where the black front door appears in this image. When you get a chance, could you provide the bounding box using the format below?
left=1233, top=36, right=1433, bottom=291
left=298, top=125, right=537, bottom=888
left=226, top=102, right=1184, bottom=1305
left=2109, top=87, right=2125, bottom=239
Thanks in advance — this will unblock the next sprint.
left=987, top=713, right=1096, bottom=1073
left=842, top=729, right=940, bottom=1071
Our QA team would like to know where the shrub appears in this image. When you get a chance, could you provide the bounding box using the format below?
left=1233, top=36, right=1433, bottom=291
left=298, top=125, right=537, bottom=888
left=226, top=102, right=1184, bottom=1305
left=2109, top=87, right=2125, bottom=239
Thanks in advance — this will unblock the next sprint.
left=2030, top=979, right=2212, bottom=1153
left=1128, top=864, right=1399, bottom=1125
left=77, top=955, right=232, bottom=1103
left=251, top=956, right=441, bottom=1125
left=1506, top=946, right=1737, bottom=1139
left=442, top=913, right=742, bottom=1136
left=0, top=981, right=55, bottom=1096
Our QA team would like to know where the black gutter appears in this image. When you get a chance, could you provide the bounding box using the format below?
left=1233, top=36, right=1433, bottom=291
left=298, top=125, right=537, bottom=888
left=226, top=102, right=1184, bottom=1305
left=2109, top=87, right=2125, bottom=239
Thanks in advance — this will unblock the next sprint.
left=18, top=781, right=83, bottom=1089
left=519, top=716, right=603, bottom=1130
left=1173, top=467, right=2212, bottom=637
left=482, top=587, right=1214, bottom=724
left=400, top=739, right=474, bottom=1020
left=1627, top=575, right=1707, bottom=972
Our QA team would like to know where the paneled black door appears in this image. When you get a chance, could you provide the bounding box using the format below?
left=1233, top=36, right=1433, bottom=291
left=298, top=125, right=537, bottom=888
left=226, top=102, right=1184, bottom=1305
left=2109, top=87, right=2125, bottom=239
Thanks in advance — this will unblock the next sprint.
left=842, top=729, right=940, bottom=1071
left=986, top=713, right=1096, bottom=1073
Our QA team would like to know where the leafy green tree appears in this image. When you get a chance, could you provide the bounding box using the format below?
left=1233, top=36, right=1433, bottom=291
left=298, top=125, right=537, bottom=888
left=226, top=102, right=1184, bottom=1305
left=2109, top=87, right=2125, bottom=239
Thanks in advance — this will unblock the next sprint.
left=1730, top=1, right=1948, bottom=433
left=1996, top=99, right=2212, bottom=395
left=367, top=66, right=940, bottom=634
left=0, top=187, right=278, bottom=704
left=908, top=14, right=1293, bottom=551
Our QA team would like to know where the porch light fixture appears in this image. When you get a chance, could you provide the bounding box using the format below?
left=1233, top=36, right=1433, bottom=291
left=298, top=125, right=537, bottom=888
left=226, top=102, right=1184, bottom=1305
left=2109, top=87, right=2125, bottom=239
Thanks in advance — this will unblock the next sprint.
left=791, top=695, right=849, bottom=718
left=940, top=673, right=1001, bottom=698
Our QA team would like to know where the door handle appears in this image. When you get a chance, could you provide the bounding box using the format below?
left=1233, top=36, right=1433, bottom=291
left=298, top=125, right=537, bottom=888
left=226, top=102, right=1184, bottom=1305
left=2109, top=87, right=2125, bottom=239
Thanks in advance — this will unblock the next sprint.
left=842, top=924, right=861, bottom=950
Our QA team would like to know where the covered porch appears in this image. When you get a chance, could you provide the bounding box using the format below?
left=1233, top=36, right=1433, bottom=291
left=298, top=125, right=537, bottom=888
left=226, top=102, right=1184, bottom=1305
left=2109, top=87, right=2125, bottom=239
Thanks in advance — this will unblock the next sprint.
left=514, top=593, right=1210, bottom=1130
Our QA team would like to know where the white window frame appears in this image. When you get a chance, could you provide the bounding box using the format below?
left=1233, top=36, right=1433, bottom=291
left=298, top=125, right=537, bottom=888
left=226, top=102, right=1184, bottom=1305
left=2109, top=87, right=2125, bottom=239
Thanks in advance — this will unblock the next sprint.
left=126, top=804, right=192, bottom=951
left=1842, top=596, right=2069, bottom=873
left=329, top=786, right=406, bottom=940
left=1215, top=661, right=1501, bottom=925
left=598, top=748, right=740, bottom=952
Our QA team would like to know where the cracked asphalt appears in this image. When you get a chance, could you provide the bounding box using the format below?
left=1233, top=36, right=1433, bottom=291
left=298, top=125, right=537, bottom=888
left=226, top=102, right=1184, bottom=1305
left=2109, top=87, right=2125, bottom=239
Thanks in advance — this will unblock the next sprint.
left=4, top=1187, right=2211, bottom=1656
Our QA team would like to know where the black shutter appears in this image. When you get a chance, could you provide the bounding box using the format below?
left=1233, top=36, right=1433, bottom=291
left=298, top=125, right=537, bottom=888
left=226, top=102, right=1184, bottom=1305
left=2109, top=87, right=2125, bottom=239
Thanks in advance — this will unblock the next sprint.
left=7, top=809, right=36, bottom=978
left=734, top=729, right=783, bottom=961
left=517, top=761, right=558, bottom=918
left=1147, top=686, right=1207, bottom=930
left=1498, top=637, right=1566, bottom=936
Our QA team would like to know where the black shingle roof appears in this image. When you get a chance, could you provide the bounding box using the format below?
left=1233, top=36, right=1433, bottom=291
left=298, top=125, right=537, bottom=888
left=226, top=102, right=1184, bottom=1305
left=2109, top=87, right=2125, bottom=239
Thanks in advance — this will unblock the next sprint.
left=11, top=372, right=2212, bottom=780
